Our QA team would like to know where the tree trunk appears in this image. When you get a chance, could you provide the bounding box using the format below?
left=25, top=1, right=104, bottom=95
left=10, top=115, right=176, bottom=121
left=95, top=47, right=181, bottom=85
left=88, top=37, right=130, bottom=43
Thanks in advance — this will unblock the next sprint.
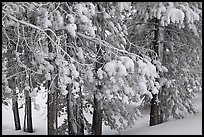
left=66, top=69, right=84, bottom=135
left=12, top=87, right=21, bottom=130
left=47, top=68, right=58, bottom=135
left=24, top=89, right=33, bottom=133
left=92, top=93, right=103, bottom=135
left=76, top=86, right=84, bottom=135
left=47, top=91, right=58, bottom=135
left=47, top=62, right=58, bottom=135
left=149, top=93, right=160, bottom=126
left=67, top=84, right=77, bottom=135
left=45, top=11, right=59, bottom=134
left=23, top=36, right=34, bottom=132
left=47, top=27, right=58, bottom=135
left=91, top=3, right=105, bottom=135
left=149, top=17, right=164, bottom=126
left=91, top=44, right=104, bottom=135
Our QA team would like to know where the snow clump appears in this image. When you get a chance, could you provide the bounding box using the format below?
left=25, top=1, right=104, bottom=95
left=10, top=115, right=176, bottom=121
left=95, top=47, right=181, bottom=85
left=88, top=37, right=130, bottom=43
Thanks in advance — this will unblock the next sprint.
left=104, top=60, right=128, bottom=77
left=118, top=56, right=135, bottom=73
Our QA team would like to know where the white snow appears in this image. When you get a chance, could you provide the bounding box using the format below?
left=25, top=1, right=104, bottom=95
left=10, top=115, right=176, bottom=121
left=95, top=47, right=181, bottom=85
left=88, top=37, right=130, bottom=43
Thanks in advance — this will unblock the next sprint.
left=66, top=14, right=75, bottom=24
left=66, top=23, right=77, bottom=37
left=76, top=47, right=84, bottom=61
left=2, top=91, right=47, bottom=135
left=156, top=2, right=166, bottom=19
left=103, top=92, right=202, bottom=135
left=118, top=56, right=134, bottom=73
left=2, top=92, right=202, bottom=135
left=104, top=60, right=127, bottom=77
left=75, top=3, right=88, bottom=15
left=43, top=18, right=52, bottom=29
left=84, top=68, right=94, bottom=83
left=79, top=14, right=89, bottom=23
left=97, top=68, right=104, bottom=80
left=69, top=64, right=79, bottom=78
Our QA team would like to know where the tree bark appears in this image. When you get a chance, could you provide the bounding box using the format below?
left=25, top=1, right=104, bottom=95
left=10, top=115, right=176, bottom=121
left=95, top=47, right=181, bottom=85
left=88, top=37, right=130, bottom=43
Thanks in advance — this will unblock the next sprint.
left=67, top=84, right=77, bottom=135
left=91, top=3, right=105, bottom=135
left=23, top=35, right=34, bottom=132
left=149, top=93, right=160, bottom=126
left=75, top=86, right=84, bottom=135
left=92, top=93, right=103, bottom=135
left=47, top=58, right=58, bottom=135
left=92, top=44, right=104, bottom=135
left=91, top=42, right=104, bottom=135
left=66, top=83, right=84, bottom=135
left=47, top=90, right=58, bottom=135
left=12, top=86, right=21, bottom=130
left=46, top=22, right=58, bottom=135
left=149, top=17, right=164, bottom=126
left=23, top=89, right=33, bottom=133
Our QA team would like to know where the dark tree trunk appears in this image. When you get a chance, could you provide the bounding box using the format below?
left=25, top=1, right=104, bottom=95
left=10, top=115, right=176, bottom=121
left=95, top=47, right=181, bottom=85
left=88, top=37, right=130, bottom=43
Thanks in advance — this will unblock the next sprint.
left=47, top=28, right=58, bottom=135
left=149, top=18, right=164, bottom=126
left=91, top=3, right=105, bottom=135
left=149, top=93, right=160, bottom=126
left=47, top=91, right=58, bottom=135
left=47, top=60, right=58, bottom=135
left=24, top=89, right=33, bottom=133
left=67, top=84, right=77, bottom=135
left=92, top=93, right=103, bottom=135
left=66, top=85, right=85, bottom=135
left=12, top=87, right=21, bottom=130
left=75, top=86, right=84, bottom=135
left=91, top=44, right=104, bottom=135
left=46, top=15, right=58, bottom=134
left=23, top=36, right=34, bottom=132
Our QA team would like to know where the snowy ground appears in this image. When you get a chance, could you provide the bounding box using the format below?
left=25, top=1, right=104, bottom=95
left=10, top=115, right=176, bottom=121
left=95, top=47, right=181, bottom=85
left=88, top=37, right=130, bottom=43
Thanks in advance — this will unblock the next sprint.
left=2, top=92, right=202, bottom=135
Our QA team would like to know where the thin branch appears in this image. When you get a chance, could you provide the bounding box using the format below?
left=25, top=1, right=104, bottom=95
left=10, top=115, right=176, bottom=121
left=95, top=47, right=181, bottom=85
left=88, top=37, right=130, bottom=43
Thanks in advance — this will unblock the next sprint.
left=76, top=32, right=144, bottom=60
left=5, top=70, right=26, bottom=81
left=5, top=12, right=146, bottom=65
left=4, top=13, right=81, bottom=65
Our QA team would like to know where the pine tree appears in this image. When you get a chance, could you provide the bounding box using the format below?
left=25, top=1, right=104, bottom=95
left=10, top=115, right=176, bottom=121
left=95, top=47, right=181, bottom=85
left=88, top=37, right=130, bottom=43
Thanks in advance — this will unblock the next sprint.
left=127, top=2, right=202, bottom=125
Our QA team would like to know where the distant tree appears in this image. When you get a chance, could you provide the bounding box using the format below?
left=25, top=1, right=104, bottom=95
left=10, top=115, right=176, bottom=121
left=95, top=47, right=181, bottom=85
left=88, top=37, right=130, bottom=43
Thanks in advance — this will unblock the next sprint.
left=2, top=29, right=22, bottom=130
left=127, top=2, right=202, bottom=125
